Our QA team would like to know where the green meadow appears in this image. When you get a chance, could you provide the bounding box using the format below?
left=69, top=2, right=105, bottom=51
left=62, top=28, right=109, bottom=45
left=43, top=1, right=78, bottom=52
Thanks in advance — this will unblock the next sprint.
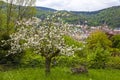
left=0, top=67, right=120, bottom=80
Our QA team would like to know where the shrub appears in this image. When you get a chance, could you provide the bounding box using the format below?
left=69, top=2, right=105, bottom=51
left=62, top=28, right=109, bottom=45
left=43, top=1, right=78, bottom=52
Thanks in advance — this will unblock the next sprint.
left=86, top=30, right=112, bottom=69
left=57, top=55, right=87, bottom=67
left=87, top=47, right=110, bottom=69
left=20, top=49, right=44, bottom=67
left=106, top=56, right=120, bottom=69
left=110, top=35, right=120, bottom=56
left=64, top=35, right=83, bottom=47
left=111, top=34, right=120, bottom=48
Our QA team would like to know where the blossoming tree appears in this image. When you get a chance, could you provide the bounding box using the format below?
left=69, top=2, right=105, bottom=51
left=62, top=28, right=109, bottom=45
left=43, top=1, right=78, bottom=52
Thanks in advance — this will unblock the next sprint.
left=5, top=12, right=75, bottom=73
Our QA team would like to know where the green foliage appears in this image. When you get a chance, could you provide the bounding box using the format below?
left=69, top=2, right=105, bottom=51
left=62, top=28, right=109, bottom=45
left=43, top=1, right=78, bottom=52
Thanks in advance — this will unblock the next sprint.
left=0, top=68, right=120, bottom=80
left=57, top=56, right=86, bottom=67
left=20, top=49, right=44, bottom=67
left=64, top=35, right=82, bottom=47
left=92, top=6, right=120, bottom=28
left=87, top=47, right=110, bottom=69
left=87, top=30, right=112, bottom=49
left=64, top=35, right=87, bottom=61
left=0, top=32, right=10, bottom=63
left=86, top=30, right=112, bottom=68
left=106, top=56, right=120, bottom=69
left=111, top=35, right=120, bottom=49
left=110, top=35, right=120, bottom=56
left=36, top=10, right=53, bottom=20
left=0, top=14, right=6, bottom=31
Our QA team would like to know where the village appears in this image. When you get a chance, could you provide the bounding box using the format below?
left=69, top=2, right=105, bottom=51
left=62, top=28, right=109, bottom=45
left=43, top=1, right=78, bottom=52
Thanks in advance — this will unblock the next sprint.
left=69, top=24, right=120, bottom=41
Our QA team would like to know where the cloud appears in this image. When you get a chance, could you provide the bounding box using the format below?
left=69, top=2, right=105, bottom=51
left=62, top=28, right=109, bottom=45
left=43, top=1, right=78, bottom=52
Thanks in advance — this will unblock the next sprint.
left=36, top=0, right=120, bottom=11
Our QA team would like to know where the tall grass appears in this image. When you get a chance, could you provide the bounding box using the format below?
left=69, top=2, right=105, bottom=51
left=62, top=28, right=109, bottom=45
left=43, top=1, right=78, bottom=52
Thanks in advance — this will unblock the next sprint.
left=0, top=67, right=120, bottom=80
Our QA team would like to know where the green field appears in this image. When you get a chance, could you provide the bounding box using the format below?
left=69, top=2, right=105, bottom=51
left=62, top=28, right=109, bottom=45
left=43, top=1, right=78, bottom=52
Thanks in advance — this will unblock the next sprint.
left=0, top=67, right=120, bottom=80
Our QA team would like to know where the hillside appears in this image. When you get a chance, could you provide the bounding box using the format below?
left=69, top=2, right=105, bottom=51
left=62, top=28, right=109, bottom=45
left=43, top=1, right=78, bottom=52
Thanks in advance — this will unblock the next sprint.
left=87, top=6, right=120, bottom=28
left=36, top=6, right=120, bottom=28
left=1, top=0, right=120, bottom=28
left=36, top=7, right=56, bottom=20
left=36, top=7, right=56, bottom=12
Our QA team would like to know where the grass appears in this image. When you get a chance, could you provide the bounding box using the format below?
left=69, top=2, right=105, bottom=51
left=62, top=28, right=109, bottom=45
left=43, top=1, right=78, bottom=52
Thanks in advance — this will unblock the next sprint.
left=0, top=67, right=120, bottom=80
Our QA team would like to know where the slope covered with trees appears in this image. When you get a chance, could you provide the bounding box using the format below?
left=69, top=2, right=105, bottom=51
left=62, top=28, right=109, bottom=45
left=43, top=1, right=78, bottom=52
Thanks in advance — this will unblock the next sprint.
left=37, top=6, right=120, bottom=28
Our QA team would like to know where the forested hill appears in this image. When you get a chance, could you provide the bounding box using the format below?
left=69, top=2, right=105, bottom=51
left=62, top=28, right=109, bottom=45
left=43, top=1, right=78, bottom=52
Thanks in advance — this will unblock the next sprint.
left=0, top=0, right=120, bottom=28
left=36, top=6, right=120, bottom=28
left=36, top=7, right=56, bottom=12
left=0, top=0, right=119, bottom=28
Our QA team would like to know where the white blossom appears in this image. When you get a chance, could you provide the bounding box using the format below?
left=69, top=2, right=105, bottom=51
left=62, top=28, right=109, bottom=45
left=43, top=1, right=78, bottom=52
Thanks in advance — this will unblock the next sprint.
left=6, top=13, right=77, bottom=57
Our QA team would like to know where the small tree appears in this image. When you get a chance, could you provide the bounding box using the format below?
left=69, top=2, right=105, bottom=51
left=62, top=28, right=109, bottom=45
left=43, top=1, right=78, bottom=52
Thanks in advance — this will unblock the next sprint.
left=5, top=13, right=74, bottom=73
left=86, top=30, right=112, bottom=68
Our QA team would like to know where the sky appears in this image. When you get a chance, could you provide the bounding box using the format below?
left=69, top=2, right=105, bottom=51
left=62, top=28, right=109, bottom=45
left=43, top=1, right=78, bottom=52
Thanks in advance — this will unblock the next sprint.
left=36, top=0, right=120, bottom=11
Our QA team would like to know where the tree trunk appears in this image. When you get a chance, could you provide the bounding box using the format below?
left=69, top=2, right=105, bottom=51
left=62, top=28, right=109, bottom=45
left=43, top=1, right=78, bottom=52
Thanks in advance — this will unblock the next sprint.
left=45, top=58, right=51, bottom=74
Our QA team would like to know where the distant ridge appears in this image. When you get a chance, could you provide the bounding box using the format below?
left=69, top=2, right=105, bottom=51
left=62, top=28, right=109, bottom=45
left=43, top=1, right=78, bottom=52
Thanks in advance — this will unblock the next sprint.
left=36, top=6, right=57, bottom=12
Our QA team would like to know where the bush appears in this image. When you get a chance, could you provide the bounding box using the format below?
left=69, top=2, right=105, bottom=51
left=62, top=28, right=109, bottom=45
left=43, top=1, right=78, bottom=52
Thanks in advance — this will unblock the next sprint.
left=64, top=35, right=83, bottom=47
left=111, top=35, right=120, bottom=48
left=110, top=35, right=120, bottom=56
left=86, top=30, right=112, bottom=69
left=20, top=49, right=44, bottom=68
left=87, top=47, right=110, bottom=69
left=0, top=32, right=11, bottom=64
left=56, top=55, right=87, bottom=67
left=106, top=56, right=120, bottom=69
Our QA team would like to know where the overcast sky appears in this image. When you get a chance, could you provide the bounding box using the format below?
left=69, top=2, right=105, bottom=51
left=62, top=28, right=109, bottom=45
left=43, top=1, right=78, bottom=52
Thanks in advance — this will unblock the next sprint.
left=36, top=0, right=120, bottom=11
